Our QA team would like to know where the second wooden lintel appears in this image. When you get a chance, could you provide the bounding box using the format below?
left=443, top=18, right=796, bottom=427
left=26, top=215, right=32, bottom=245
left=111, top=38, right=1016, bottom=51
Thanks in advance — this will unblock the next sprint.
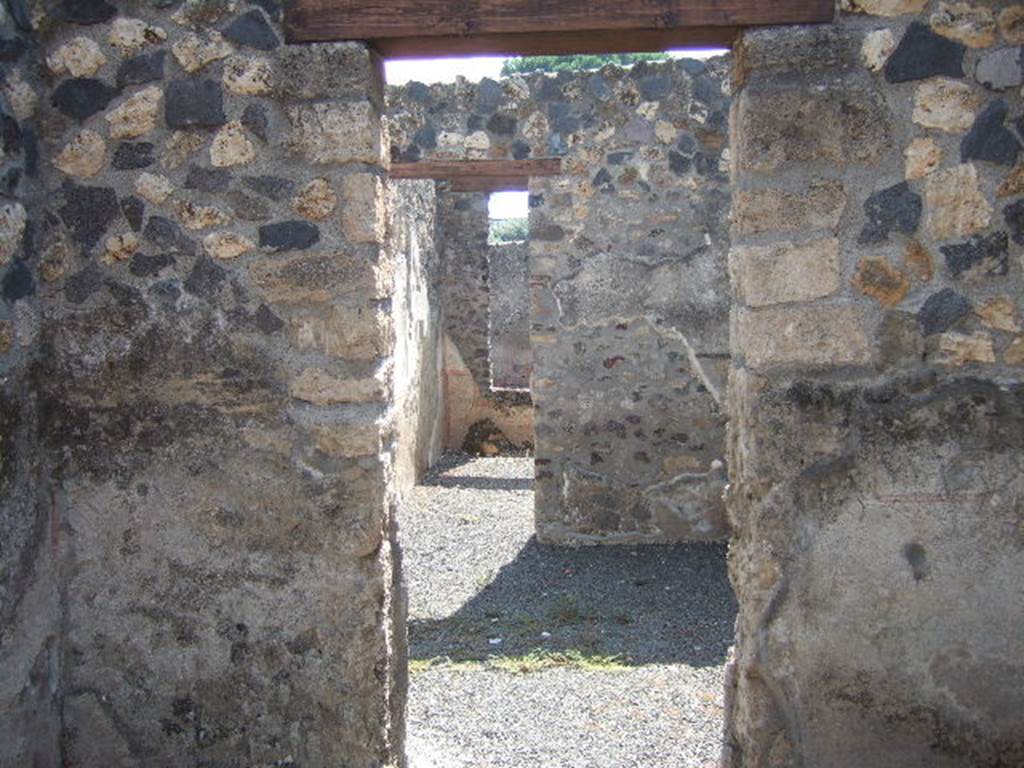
left=389, top=159, right=561, bottom=192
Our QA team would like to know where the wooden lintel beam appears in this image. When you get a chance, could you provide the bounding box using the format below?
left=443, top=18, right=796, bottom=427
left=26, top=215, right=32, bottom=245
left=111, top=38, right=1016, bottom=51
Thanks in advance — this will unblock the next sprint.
left=285, top=0, right=834, bottom=46
left=390, top=160, right=561, bottom=184
left=371, top=27, right=739, bottom=60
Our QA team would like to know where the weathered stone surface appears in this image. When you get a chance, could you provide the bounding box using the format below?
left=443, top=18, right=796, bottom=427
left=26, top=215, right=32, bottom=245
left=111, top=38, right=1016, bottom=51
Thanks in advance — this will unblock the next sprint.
left=997, top=163, right=1024, bottom=196
left=918, top=287, right=972, bottom=334
left=120, top=195, right=144, bottom=231
left=259, top=220, right=320, bottom=251
left=289, top=368, right=385, bottom=404
left=47, top=36, right=106, bottom=77
left=1004, top=198, right=1024, bottom=244
left=903, top=240, right=934, bottom=280
left=975, top=46, right=1024, bottom=90
left=938, top=330, right=996, bottom=364
left=107, top=17, right=167, bottom=56
left=735, top=85, right=890, bottom=171
left=105, top=85, right=161, bottom=139
left=941, top=231, right=1009, bottom=276
left=223, top=10, right=279, bottom=50
left=999, top=5, right=1024, bottom=43
left=930, top=2, right=997, bottom=47
left=103, top=231, right=139, bottom=262
left=58, top=181, right=119, bottom=249
left=0, top=203, right=27, bottom=263
left=183, top=253, right=226, bottom=298
left=135, top=171, right=173, bottom=205
left=171, top=30, right=233, bottom=73
left=116, top=50, right=166, bottom=87
left=852, top=256, right=911, bottom=306
left=292, top=304, right=390, bottom=359
left=54, top=0, right=116, bottom=24
left=165, top=80, right=226, bottom=129
left=859, top=182, right=921, bottom=243
left=176, top=200, right=230, bottom=230
left=2, top=72, right=36, bottom=121
left=905, top=137, right=942, bottom=179
left=912, top=78, right=980, bottom=132
left=223, top=56, right=272, bottom=95
left=961, top=99, right=1021, bottom=166
left=1005, top=335, right=1024, bottom=363
left=128, top=251, right=174, bottom=277
left=203, top=231, right=255, bottom=259
left=733, top=181, right=846, bottom=236
left=210, top=121, right=255, bottom=167
left=731, top=238, right=840, bottom=307
left=163, top=130, right=206, bottom=169
left=735, top=305, right=871, bottom=368
left=287, top=102, right=380, bottom=165
left=142, top=216, right=195, bottom=256
left=54, top=129, right=106, bottom=178
left=884, top=22, right=966, bottom=82
left=310, top=423, right=379, bottom=458
left=294, top=178, right=337, bottom=220
left=976, top=296, right=1020, bottom=332
left=925, top=163, right=992, bottom=239
left=111, top=141, right=154, bottom=170
left=341, top=173, right=385, bottom=244
left=241, top=103, right=269, bottom=141
left=861, top=28, right=896, bottom=71
left=51, top=77, right=118, bottom=121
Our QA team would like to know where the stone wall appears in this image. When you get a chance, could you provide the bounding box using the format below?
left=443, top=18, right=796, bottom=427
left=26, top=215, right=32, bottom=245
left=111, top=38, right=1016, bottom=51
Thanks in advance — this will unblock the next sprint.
left=725, top=4, right=1024, bottom=765
left=388, top=178, right=444, bottom=493
left=389, top=60, right=733, bottom=542
left=2, top=3, right=407, bottom=765
left=488, top=240, right=532, bottom=390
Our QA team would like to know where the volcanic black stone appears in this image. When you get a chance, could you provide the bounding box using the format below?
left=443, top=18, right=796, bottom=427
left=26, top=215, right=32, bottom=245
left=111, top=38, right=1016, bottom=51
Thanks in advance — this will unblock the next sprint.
left=539, top=78, right=563, bottom=101
left=121, top=195, right=145, bottom=232
left=116, top=50, right=166, bottom=88
left=0, top=169, right=21, bottom=198
left=64, top=263, right=103, bottom=304
left=407, top=82, right=430, bottom=103
left=112, top=142, right=156, bottom=170
left=961, top=100, right=1021, bottom=166
left=1005, top=199, right=1024, bottom=245
left=512, top=140, right=531, bottom=160
left=185, top=165, right=232, bottom=193
left=884, top=22, right=965, bottom=83
left=227, top=190, right=270, bottom=221
left=476, top=79, right=502, bottom=114
left=487, top=113, right=516, bottom=136
left=240, top=103, right=268, bottom=142
left=395, top=144, right=421, bottom=163
left=0, top=37, right=27, bottom=63
left=165, top=80, right=226, bottom=129
left=143, top=216, right=195, bottom=255
left=59, top=182, right=119, bottom=249
left=413, top=125, right=437, bottom=149
left=467, top=114, right=484, bottom=132
left=130, top=252, right=176, bottom=277
left=148, top=280, right=180, bottom=305
left=608, top=151, right=633, bottom=165
left=1, top=260, right=31, bottom=302
left=940, top=231, right=1009, bottom=276
left=55, top=0, right=116, bottom=24
left=52, top=78, right=119, bottom=121
left=918, top=288, right=972, bottom=335
left=244, top=175, right=295, bottom=201
left=255, top=303, right=284, bottom=334
left=638, top=75, right=670, bottom=101
left=586, top=75, right=612, bottom=101
left=692, top=75, right=721, bottom=104
left=259, top=221, right=319, bottom=251
left=859, top=182, right=922, bottom=244
left=593, top=168, right=613, bottom=187
left=22, top=128, right=36, bottom=177
left=249, top=0, right=282, bottom=21
left=669, top=151, right=692, bottom=175
left=1, top=113, right=21, bottom=156
left=184, top=255, right=226, bottom=299
left=223, top=9, right=279, bottom=50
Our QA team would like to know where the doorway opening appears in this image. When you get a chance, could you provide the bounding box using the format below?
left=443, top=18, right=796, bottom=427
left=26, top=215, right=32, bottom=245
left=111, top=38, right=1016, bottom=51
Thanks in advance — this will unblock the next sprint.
left=384, top=48, right=737, bottom=767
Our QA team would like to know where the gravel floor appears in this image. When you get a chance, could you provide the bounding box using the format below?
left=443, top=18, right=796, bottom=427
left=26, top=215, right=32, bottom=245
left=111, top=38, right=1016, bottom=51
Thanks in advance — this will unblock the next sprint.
left=401, top=454, right=738, bottom=768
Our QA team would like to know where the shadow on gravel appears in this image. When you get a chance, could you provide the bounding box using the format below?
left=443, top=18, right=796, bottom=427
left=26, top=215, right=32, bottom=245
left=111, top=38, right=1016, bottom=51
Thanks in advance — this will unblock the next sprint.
left=408, top=539, right=736, bottom=668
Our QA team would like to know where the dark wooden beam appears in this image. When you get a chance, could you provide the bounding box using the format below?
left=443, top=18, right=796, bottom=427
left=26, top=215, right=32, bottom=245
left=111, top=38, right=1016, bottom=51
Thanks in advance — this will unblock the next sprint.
left=285, top=0, right=834, bottom=46
left=371, top=27, right=738, bottom=59
left=390, top=159, right=561, bottom=183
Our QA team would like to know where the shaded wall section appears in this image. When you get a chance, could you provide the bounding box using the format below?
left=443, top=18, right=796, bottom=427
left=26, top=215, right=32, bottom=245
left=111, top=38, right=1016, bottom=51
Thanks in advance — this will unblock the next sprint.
left=489, top=240, right=532, bottom=390
left=725, top=6, right=1024, bottom=765
left=389, top=59, right=733, bottom=543
left=7, top=4, right=407, bottom=765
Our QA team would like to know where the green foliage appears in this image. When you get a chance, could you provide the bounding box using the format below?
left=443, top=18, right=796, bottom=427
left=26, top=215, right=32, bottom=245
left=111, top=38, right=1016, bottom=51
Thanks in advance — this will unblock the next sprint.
left=500, top=53, right=671, bottom=76
left=488, top=217, right=529, bottom=244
